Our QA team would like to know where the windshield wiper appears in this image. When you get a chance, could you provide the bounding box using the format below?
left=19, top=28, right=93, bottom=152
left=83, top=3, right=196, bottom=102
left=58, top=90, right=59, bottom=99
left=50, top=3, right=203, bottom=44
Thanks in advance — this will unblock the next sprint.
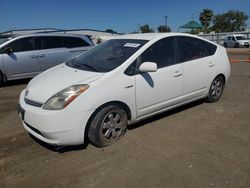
left=105, top=55, right=123, bottom=61
left=81, top=63, right=98, bottom=72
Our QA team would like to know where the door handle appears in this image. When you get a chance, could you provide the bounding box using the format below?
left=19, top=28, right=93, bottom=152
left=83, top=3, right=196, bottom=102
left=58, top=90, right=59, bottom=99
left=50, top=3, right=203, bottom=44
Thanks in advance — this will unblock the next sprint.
left=209, top=62, right=215, bottom=67
left=173, top=71, right=183, bottom=77
left=38, top=54, right=46, bottom=58
left=31, top=55, right=39, bottom=59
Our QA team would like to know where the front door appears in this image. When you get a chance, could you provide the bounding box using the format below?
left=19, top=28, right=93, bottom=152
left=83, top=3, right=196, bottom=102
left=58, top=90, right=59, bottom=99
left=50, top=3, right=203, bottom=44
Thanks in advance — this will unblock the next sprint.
left=2, top=37, right=41, bottom=80
left=135, top=37, right=184, bottom=118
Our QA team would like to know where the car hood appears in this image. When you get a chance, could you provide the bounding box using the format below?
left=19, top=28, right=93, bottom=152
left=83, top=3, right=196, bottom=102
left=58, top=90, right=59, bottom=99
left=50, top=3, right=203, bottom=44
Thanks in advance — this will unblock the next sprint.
left=25, top=64, right=104, bottom=103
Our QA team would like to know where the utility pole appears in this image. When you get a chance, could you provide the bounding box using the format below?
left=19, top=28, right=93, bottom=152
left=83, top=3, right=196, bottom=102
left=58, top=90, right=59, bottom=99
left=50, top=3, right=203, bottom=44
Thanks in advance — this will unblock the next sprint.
left=138, top=24, right=141, bottom=33
left=164, top=16, right=168, bottom=27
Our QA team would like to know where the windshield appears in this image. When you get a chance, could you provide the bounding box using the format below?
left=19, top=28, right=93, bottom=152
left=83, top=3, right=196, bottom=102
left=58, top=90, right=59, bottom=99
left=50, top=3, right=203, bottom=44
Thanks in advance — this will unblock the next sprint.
left=0, top=38, right=10, bottom=45
left=236, top=36, right=246, bottom=40
left=66, top=39, right=148, bottom=72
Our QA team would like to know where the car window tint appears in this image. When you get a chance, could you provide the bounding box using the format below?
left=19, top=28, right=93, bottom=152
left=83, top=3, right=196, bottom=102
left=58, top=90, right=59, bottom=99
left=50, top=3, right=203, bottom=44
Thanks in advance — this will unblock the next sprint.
left=64, top=37, right=90, bottom=48
left=7, top=37, right=35, bottom=53
left=41, top=36, right=64, bottom=49
left=176, top=36, right=217, bottom=63
left=141, top=37, right=176, bottom=69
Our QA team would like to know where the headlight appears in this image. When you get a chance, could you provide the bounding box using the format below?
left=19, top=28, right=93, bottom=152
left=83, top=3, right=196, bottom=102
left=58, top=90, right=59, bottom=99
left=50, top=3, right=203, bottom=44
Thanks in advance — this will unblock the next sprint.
left=43, top=84, right=89, bottom=110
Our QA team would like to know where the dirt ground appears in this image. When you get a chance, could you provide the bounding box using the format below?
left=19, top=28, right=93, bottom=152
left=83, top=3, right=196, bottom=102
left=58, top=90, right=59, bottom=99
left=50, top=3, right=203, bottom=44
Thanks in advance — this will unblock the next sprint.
left=0, top=61, right=250, bottom=188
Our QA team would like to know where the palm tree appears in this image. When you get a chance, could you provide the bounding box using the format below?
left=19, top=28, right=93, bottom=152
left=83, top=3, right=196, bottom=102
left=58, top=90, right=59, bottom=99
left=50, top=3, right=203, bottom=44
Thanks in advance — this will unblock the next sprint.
left=199, top=9, right=214, bottom=33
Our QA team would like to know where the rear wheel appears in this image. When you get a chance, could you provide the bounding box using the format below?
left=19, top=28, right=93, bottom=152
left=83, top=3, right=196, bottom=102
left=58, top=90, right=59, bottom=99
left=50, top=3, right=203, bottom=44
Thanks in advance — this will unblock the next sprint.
left=88, top=105, right=128, bottom=147
left=207, top=75, right=225, bottom=103
left=234, top=43, right=239, bottom=48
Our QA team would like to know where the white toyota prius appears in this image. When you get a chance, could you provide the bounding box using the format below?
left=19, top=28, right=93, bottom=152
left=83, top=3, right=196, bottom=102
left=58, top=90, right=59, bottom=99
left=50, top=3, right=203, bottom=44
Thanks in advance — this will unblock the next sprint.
left=18, top=33, right=230, bottom=148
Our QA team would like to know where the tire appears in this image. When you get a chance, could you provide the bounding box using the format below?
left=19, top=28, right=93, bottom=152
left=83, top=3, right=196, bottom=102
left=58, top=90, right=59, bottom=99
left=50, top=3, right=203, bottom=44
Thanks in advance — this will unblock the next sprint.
left=88, top=105, right=128, bottom=147
left=224, top=43, right=227, bottom=48
left=0, top=72, right=5, bottom=87
left=206, top=75, right=225, bottom=103
left=234, top=43, right=239, bottom=48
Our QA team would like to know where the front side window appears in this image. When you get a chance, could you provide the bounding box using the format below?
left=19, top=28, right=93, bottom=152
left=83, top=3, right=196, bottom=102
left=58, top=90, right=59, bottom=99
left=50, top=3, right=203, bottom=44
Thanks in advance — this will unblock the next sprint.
left=6, top=37, right=35, bottom=53
left=176, top=36, right=217, bottom=62
left=66, top=39, right=148, bottom=72
left=141, top=37, right=176, bottom=69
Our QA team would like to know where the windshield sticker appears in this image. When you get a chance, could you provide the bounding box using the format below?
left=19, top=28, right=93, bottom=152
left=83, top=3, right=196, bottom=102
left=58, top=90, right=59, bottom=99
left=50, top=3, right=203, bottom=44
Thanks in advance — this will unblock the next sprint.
left=123, top=43, right=141, bottom=48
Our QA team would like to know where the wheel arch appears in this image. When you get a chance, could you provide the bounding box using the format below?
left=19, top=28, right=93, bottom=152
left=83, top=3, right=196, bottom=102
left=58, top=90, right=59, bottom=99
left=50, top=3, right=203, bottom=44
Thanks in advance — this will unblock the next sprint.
left=216, top=73, right=226, bottom=84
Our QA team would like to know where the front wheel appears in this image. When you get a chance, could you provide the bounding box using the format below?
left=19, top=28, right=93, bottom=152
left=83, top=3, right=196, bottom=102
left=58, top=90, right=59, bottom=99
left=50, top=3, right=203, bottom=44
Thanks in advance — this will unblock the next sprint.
left=206, top=76, right=225, bottom=103
left=88, top=105, right=128, bottom=147
left=0, top=72, right=5, bottom=87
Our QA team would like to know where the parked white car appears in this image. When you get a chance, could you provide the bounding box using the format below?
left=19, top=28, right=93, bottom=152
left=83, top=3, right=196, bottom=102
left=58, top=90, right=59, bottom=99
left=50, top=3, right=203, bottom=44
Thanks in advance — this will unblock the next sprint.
left=0, top=33, right=94, bottom=85
left=223, top=34, right=250, bottom=48
left=18, top=33, right=230, bottom=148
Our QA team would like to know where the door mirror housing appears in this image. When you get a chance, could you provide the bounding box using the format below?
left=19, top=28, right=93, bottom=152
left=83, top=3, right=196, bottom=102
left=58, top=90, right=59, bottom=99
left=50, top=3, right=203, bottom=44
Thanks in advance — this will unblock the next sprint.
left=139, top=62, right=157, bottom=73
left=5, top=47, right=13, bottom=54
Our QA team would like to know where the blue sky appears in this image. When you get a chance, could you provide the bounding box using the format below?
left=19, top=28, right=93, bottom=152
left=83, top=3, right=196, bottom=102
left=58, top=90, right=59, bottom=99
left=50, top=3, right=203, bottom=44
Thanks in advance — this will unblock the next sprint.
left=1, top=0, right=249, bottom=33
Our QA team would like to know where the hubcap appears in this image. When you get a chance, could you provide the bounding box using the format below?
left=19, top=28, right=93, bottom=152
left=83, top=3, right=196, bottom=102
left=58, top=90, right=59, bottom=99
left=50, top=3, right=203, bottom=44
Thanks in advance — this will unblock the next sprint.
left=210, top=78, right=223, bottom=99
left=101, top=111, right=124, bottom=140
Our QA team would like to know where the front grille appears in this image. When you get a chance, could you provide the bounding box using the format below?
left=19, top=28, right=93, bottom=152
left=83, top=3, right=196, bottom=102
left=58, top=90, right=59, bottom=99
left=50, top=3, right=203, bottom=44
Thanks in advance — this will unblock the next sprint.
left=25, top=122, right=44, bottom=137
left=25, top=98, right=43, bottom=107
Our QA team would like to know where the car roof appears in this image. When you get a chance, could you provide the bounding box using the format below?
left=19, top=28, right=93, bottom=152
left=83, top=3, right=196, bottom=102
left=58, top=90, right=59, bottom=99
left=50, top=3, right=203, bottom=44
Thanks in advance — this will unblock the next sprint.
left=112, top=32, right=203, bottom=41
left=14, top=33, right=90, bottom=38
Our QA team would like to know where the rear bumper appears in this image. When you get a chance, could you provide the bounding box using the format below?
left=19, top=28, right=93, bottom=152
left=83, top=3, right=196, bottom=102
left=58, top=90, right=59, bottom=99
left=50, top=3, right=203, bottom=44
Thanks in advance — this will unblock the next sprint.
left=18, top=90, right=94, bottom=146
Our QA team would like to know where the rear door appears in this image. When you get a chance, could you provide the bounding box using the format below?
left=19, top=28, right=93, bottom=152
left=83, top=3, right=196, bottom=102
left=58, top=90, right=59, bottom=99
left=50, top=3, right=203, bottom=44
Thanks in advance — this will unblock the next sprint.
left=2, top=37, right=41, bottom=79
left=176, top=36, right=217, bottom=99
left=38, top=36, right=71, bottom=71
left=64, top=36, right=92, bottom=58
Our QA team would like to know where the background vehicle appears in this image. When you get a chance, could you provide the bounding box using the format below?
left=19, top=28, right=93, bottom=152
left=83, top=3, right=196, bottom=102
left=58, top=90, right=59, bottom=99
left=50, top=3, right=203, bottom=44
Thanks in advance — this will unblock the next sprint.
left=223, top=34, right=250, bottom=48
left=18, top=33, right=230, bottom=148
left=0, top=33, right=94, bottom=85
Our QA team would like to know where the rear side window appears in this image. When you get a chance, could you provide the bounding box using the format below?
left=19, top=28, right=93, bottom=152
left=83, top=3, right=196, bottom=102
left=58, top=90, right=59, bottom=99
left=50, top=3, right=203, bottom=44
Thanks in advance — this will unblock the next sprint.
left=40, top=36, right=64, bottom=49
left=64, top=37, right=90, bottom=48
left=176, top=36, right=217, bottom=63
left=6, top=37, right=35, bottom=53
left=141, top=37, right=176, bottom=69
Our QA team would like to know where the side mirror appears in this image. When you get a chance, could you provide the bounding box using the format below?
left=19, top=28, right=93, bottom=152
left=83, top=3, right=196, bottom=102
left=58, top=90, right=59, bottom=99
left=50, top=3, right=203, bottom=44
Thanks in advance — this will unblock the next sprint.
left=5, top=47, right=13, bottom=54
left=139, top=62, right=157, bottom=73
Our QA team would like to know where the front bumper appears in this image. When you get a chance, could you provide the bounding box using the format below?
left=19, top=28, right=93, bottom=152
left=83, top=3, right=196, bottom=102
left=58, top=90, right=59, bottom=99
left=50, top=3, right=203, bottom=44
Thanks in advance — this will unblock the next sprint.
left=18, top=90, right=94, bottom=146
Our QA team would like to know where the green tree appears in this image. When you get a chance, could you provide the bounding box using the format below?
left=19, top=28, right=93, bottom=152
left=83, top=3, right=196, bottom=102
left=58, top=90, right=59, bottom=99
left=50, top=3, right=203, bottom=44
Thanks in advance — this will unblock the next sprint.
left=140, top=24, right=154, bottom=33
left=212, top=10, right=248, bottom=32
left=199, top=9, right=214, bottom=33
left=157, top=25, right=171, bottom=32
